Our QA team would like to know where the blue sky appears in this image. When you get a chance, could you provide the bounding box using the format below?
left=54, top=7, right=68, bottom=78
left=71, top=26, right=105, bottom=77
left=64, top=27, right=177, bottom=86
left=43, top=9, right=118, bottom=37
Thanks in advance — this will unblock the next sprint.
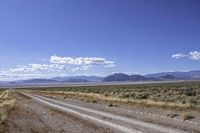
left=0, top=0, right=200, bottom=80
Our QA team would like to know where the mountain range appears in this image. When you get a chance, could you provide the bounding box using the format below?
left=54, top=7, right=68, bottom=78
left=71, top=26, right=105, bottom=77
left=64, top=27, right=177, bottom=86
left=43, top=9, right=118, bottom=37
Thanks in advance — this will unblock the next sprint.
left=1, top=70, right=200, bottom=86
left=103, top=70, right=200, bottom=82
left=51, top=76, right=103, bottom=82
left=145, top=70, right=200, bottom=80
left=103, top=73, right=177, bottom=82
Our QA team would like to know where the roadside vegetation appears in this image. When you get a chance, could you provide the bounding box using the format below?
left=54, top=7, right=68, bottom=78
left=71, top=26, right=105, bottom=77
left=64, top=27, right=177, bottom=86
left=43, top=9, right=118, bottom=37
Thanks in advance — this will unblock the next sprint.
left=22, top=81, right=200, bottom=110
left=181, top=112, right=194, bottom=121
left=0, top=90, right=16, bottom=132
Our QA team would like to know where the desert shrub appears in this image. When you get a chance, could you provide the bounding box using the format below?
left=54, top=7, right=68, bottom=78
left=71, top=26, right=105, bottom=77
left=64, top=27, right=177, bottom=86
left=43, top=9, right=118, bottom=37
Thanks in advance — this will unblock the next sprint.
left=181, top=112, right=194, bottom=121
left=181, top=100, right=186, bottom=104
left=184, top=89, right=196, bottom=96
left=135, top=93, right=149, bottom=99
left=24, top=81, right=200, bottom=108
left=92, top=100, right=97, bottom=103
left=108, top=103, right=119, bottom=107
left=167, top=112, right=178, bottom=118
left=187, top=97, right=198, bottom=105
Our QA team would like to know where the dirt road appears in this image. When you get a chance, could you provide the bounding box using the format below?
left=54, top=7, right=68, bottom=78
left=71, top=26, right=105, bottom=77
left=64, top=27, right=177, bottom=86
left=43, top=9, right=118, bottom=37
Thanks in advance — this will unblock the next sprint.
left=21, top=92, right=189, bottom=133
left=6, top=92, right=112, bottom=133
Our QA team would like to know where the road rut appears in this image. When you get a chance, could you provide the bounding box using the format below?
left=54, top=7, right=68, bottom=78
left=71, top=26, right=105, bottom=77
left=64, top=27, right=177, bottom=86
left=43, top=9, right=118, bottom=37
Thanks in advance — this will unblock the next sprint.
left=23, top=93, right=188, bottom=133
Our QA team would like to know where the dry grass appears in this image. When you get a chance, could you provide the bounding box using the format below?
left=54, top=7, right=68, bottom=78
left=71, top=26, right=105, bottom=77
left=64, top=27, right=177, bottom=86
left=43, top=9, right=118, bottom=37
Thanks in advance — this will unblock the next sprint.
left=181, top=112, right=194, bottom=121
left=26, top=90, right=198, bottom=110
left=0, top=90, right=16, bottom=132
left=166, top=112, right=178, bottom=118
left=0, top=90, right=15, bottom=107
left=0, top=90, right=9, bottom=99
left=20, top=81, right=200, bottom=110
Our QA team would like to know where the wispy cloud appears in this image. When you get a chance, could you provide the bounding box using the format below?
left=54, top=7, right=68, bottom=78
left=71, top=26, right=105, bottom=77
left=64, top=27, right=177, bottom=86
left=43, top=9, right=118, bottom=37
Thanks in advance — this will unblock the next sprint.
left=171, top=53, right=187, bottom=59
left=8, top=64, right=66, bottom=73
left=172, top=51, right=200, bottom=60
left=0, top=55, right=115, bottom=80
left=189, top=51, right=200, bottom=60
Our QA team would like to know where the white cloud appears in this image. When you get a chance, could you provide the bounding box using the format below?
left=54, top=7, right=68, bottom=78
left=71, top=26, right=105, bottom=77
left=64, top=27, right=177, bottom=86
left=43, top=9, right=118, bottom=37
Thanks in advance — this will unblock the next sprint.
left=189, top=51, right=200, bottom=60
left=0, top=55, right=115, bottom=80
left=171, top=53, right=187, bottom=59
left=81, top=65, right=93, bottom=70
left=50, top=55, right=115, bottom=67
left=172, top=51, right=200, bottom=60
left=8, top=64, right=66, bottom=73
left=71, top=67, right=80, bottom=72
left=50, top=56, right=71, bottom=64
left=104, top=61, right=115, bottom=67
left=111, top=71, right=141, bottom=75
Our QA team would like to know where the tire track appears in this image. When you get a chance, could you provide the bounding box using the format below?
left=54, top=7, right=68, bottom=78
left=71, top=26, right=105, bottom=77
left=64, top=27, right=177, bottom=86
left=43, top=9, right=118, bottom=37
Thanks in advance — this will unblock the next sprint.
left=23, top=93, right=188, bottom=133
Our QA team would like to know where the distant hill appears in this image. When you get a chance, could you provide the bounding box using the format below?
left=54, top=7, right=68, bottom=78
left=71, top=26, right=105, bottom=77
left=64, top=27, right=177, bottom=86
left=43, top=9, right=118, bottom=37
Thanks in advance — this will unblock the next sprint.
left=103, top=73, right=130, bottom=82
left=61, top=79, right=88, bottom=83
left=157, top=74, right=177, bottom=81
left=145, top=70, right=200, bottom=80
left=23, top=79, right=58, bottom=83
left=1, top=70, right=200, bottom=86
left=103, top=73, right=188, bottom=82
left=15, top=76, right=102, bottom=84
left=20, top=71, right=200, bottom=83
left=103, top=73, right=154, bottom=82
left=129, top=75, right=149, bottom=81
left=51, top=76, right=103, bottom=82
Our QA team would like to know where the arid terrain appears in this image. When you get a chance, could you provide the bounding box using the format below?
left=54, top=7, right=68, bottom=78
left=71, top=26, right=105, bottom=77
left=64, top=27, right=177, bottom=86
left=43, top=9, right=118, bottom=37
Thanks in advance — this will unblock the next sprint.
left=1, top=0, right=200, bottom=132
left=0, top=81, right=200, bottom=133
